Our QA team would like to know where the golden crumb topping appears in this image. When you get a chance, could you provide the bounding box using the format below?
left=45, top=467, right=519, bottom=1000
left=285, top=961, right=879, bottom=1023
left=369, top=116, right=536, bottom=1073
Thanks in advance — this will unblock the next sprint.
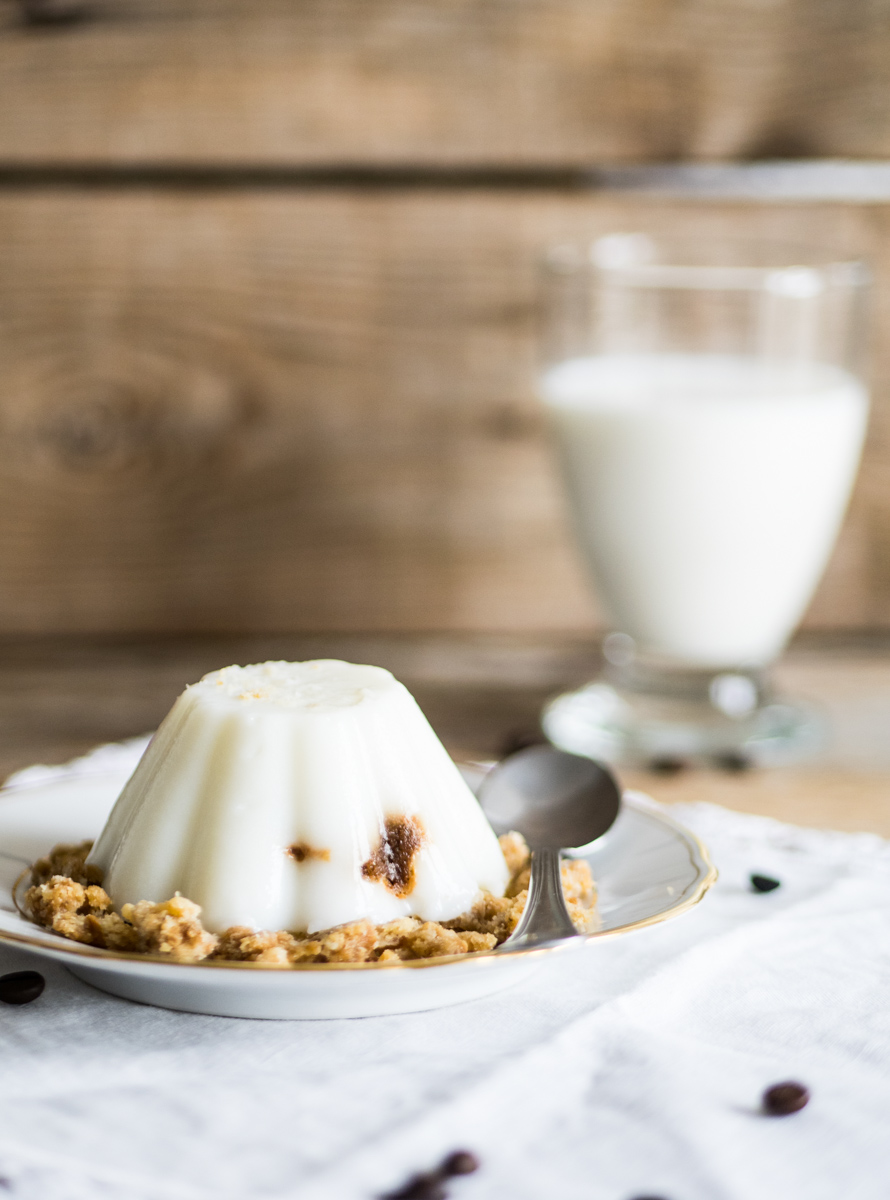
left=22, top=831, right=598, bottom=965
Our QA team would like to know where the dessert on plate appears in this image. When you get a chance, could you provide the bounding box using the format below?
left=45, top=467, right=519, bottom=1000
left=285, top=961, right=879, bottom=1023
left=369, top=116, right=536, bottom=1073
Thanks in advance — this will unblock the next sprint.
left=22, top=660, right=598, bottom=965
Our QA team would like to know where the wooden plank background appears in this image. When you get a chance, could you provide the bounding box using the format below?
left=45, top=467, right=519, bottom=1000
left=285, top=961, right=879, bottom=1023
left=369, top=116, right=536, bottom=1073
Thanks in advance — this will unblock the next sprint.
left=1, top=1, right=889, bottom=635
left=1, top=0, right=889, bottom=164
left=1, top=191, right=887, bottom=634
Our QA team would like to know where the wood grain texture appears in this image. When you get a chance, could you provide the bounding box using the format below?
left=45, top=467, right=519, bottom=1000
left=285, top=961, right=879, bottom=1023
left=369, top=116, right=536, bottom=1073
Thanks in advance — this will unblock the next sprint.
left=0, top=0, right=889, bottom=165
left=0, top=190, right=888, bottom=635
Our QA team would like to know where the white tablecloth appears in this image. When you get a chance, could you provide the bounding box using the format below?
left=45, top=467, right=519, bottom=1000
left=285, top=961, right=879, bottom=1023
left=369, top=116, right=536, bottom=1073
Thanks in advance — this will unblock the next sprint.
left=2, top=751, right=890, bottom=1200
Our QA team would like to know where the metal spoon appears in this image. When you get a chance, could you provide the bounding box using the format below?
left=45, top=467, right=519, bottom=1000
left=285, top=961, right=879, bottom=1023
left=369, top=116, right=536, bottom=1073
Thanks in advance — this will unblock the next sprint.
left=478, top=744, right=622, bottom=951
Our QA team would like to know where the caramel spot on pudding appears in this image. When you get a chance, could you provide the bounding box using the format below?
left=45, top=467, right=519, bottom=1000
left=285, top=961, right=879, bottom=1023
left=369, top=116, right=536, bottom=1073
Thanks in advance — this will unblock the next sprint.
left=362, top=816, right=425, bottom=897
left=286, top=843, right=331, bottom=863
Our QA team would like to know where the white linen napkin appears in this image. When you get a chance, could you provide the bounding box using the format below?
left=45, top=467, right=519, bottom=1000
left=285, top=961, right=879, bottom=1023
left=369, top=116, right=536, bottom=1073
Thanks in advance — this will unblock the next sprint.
left=2, top=747, right=889, bottom=1200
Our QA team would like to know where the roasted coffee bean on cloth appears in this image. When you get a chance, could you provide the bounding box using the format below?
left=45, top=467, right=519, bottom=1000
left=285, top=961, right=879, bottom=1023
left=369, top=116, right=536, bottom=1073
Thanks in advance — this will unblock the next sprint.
left=0, top=971, right=44, bottom=1006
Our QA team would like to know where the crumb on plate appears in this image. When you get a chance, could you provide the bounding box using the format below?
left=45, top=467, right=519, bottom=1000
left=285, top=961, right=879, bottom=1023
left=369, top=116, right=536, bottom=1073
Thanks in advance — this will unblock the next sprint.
left=23, top=832, right=598, bottom=965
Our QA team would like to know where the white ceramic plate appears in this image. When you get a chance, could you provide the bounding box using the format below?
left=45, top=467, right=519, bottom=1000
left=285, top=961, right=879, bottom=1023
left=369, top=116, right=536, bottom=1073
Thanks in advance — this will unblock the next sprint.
left=0, top=763, right=715, bottom=1019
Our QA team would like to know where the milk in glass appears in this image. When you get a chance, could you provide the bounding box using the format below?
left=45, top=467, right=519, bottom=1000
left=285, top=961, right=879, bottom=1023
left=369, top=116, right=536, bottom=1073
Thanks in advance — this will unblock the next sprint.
left=541, top=353, right=868, bottom=667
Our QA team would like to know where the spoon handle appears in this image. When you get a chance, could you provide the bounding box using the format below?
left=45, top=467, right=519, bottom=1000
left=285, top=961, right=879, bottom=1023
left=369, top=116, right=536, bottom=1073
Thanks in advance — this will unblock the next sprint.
left=502, top=846, right=578, bottom=949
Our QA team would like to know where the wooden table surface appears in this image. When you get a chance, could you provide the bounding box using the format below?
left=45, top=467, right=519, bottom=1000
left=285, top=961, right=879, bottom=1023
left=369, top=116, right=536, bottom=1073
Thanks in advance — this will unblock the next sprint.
left=2, top=632, right=890, bottom=836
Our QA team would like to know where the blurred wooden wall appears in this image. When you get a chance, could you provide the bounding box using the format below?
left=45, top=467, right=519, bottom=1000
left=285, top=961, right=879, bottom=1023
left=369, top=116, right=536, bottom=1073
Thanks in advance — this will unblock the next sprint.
left=1, top=0, right=889, bottom=634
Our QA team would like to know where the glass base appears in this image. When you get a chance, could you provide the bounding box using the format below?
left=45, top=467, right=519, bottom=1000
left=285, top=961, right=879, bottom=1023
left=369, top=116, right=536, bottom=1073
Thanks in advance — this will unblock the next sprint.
left=542, top=665, right=824, bottom=768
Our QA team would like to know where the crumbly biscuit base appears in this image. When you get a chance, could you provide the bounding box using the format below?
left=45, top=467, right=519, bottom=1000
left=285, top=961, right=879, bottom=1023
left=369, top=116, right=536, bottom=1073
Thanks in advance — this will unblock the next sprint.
left=23, top=834, right=599, bottom=966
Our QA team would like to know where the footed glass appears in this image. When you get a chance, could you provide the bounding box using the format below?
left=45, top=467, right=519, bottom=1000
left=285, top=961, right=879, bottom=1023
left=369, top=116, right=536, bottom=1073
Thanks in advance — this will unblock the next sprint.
left=539, top=235, right=870, bottom=765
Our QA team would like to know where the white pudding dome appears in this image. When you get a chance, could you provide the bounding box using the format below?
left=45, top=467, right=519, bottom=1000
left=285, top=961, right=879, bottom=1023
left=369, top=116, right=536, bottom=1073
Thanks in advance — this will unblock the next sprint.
left=87, top=661, right=509, bottom=934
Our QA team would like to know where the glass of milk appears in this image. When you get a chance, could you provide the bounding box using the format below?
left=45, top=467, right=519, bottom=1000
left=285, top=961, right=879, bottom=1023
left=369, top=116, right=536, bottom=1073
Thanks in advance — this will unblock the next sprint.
left=539, top=234, right=870, bottom=765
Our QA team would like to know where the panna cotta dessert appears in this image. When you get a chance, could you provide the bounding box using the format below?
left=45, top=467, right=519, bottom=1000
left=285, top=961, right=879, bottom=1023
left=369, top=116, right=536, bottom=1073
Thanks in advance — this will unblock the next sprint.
left=23, top=661, right=599, bottom=965
left=89, top=660, right=509, bottom=934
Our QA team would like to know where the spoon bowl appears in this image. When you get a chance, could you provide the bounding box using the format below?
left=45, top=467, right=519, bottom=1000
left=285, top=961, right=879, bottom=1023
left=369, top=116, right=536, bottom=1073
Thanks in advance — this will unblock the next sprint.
left=478, top=745, right=622, bottom=950
left=479, top=744, right=621, bottom=851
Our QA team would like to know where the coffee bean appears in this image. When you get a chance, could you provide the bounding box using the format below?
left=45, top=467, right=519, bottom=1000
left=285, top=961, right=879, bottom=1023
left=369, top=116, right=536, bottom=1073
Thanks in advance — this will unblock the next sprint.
left=763, top=1081, right=810, bottom=1115
left=647, top=756, right=688, bottom=776
left=383, top=1148, right=480, bottom=1198
left=750, top=874, right=781, bottom=893
left=441, top=1150, right=479, bottom=1177
left=383, top=1173, right=447, bottom=1200
left=0, top=971, right=45, bottom=1006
